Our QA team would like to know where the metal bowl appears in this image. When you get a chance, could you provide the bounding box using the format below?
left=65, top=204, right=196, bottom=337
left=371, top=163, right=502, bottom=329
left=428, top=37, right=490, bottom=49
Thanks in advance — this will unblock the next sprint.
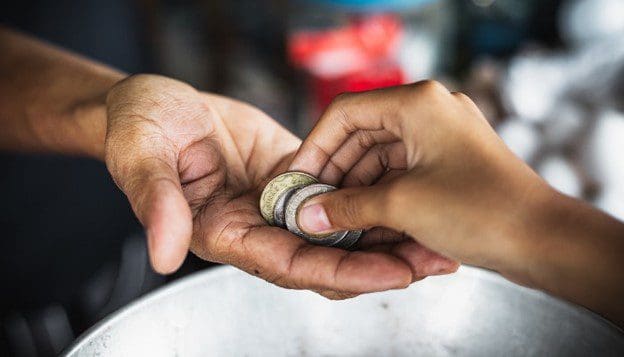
left=64, top=266, right=624, bottom=356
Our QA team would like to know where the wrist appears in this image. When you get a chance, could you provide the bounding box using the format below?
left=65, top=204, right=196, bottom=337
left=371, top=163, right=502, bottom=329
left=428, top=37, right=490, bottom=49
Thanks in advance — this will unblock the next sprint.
left=37, top=74, right=125, bottom=160
left=496, top=181, right=624, bottom=292
left=32, top=91, right=108, bottom=160
left=498, top=184, right=560, bottom=286
left=479, top=177, right=559, bottom=287
left=66, top=93, right=109, bottom=159
left=505, top=186, right=624, bottom=323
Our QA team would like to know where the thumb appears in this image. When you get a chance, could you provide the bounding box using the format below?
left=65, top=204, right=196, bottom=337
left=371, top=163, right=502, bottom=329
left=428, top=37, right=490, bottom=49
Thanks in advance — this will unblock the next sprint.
left=297, top=184, right=392, bottom=234
left=114, top=157, right=192, bottom=274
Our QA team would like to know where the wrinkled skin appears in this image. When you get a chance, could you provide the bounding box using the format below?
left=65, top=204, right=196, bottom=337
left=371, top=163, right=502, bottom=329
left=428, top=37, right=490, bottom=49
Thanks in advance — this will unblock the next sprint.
left=104, top=75, right=457, bottom=298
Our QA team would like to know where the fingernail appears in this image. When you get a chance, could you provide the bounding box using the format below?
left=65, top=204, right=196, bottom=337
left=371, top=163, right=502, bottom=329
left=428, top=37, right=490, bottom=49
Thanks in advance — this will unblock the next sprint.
left=431, top=259, right=460, bottom=275
left=298, top=203, right=332, bottom=233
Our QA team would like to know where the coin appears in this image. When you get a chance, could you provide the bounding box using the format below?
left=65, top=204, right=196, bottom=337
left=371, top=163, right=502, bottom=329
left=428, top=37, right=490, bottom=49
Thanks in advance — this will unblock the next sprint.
left=259, top=171, right=318, bottom=225
left=273, top=185, right=307, bottom=228
left=284, top=183, right=360, bottom=248
left=331, top=229, right=362, bottom=249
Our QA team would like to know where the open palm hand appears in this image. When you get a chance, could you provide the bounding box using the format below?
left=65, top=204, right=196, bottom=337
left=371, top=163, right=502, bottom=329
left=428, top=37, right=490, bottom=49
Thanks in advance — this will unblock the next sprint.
left=105, top=75, right=455, bottom=297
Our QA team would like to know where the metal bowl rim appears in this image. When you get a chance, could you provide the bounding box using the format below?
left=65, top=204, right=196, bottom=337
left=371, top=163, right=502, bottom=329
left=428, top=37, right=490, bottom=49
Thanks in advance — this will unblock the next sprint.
left=62, top=265, right=623, bottom=355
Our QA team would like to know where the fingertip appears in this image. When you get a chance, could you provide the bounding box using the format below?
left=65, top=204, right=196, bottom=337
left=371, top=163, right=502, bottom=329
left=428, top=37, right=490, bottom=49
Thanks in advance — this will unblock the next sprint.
left=392, top=242, right=460, bottom=277
left=383, top=263, right=413, bottom=290
left=288, top=143, right=327, bottom=177
left=442, top=260, right=461, bottom=274
left=341, top=252, right=413, bottom=292
left=298, top=203, right=333, bottom=234
left=147, top=229, right=188, bottom=274
left=146, top=219, right=191, bottom=274
left=143, top=182, right=193, bottom=275
left=426, top=255, right=460, bottom=276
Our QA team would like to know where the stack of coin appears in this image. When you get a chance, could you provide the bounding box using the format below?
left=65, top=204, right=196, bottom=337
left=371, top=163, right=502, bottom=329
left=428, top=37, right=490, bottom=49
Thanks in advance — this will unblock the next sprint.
left=260, top=172, right=362, bottom=249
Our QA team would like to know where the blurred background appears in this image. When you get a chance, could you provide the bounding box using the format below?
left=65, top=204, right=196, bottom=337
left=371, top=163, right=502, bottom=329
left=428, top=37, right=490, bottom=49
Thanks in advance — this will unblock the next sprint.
left=1, top=0, right=624, bottom=355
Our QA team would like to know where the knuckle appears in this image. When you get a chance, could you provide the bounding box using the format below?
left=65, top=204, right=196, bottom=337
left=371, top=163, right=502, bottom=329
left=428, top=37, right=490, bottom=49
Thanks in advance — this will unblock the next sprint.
left=409, top=80, right=448, bottom=97
left=333, top=91, right=354, bottom=104
left=373, top=145, right=390, bottom=168
left=419, top=79, right=447, bottom=92
left=273, top=244, right=315, bottom=290
left=354, top=130, right=376, bottom=150
left=326, top=92, right=356, bottom=130
left=326, top=92, right=352, bottom=115
left=451, top=91, right=473, bottom=104
left=335, top=193, right=362, bottom=227
left=261, top=265, right=293, bottom=289
left=272, top=259, right=292, bottom=287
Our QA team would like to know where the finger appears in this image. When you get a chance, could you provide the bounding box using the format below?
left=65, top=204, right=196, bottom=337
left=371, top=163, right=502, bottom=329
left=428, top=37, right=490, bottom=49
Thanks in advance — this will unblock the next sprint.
left=289, top=81, right=450, bottom=175
left=289, top=88, right=406, bottom=176
left=451, top=91, right=483, bottom=117
left=297, top=184, right=392, bottom=234
left=341, top=142, right=407, bottom=187
left=178, top=137, right=227, bottom=210
left=115, top=156, right=192, bottom=274
left=315, top=290, right=360, bottom=300
left=212, top=228, right=412, bottom=293
left=387, top=241, right=460, bottom=277
left=317, top=130, right=398, bottom=185
left=191, top=194, right=412, bottom=293
left=264, top=235, right=411, bottom=293
left=363, top=241, right=459, bottom=281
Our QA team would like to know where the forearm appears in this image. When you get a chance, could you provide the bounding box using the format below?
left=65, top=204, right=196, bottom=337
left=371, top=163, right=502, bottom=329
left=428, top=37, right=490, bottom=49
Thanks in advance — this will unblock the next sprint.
left=504, top=188, right=624, bottom=326
left=0, top=26, right=125, bottom=159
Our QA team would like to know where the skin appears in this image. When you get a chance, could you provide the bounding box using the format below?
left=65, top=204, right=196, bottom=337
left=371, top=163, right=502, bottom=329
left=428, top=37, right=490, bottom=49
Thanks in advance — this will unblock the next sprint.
left=0, top=27, right=457, bottom=299
left=291, top=81, right=624, bottom=326
left=2, top=26, right=622, bottom=326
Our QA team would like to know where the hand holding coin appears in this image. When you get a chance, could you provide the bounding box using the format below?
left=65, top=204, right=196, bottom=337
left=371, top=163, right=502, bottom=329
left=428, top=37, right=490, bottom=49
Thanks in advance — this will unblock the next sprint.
left=260, top=173, right=361, bottom=249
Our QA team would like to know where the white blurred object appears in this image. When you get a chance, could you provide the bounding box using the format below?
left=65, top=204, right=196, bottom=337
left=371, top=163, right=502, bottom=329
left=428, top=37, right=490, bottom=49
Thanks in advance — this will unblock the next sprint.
left=583, top=110, right=624, bottom=186
left=502, top=32, right=624, bottom=122
left=398, top=28, right=437, bottom=82
left=594, top=187, right=624, bottom=222
left=560, top=0, right=624, bottom=47
left=503, top=55, right=570, bottom=122
left=542, top=102, right=585, bottom=148
left=537, top=156, right=582, bottom=198
left=496, top=118, right=541, bottom=163
left=568, top=36, right=624, bottom=108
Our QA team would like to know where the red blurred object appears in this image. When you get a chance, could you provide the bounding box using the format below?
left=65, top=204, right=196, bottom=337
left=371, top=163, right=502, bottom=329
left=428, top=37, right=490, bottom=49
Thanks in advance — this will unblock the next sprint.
left=312, top=65, right=404, bottom=112
left=288, top=14, right=406, bottom=112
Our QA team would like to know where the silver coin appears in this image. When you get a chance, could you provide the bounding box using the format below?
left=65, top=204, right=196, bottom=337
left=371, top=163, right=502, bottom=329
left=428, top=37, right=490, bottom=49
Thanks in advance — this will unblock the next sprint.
left=330, top=229, right=362, bottom=249
left=273, top=185, right=307, bottom=228
left=259, top=171, right=318, bottom=225
left=284, top=183, right=359, bottom=247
